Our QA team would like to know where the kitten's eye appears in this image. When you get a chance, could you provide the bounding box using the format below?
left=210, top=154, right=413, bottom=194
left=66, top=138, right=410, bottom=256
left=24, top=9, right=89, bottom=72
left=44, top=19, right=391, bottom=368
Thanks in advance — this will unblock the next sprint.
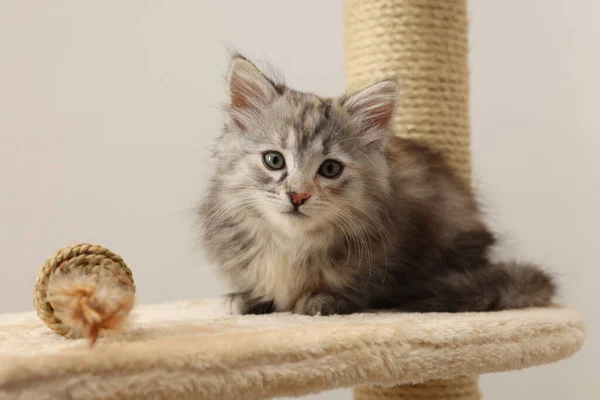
left=318, top=159, right=343, bottom=179
left=262, top=151, right=286, bottom=170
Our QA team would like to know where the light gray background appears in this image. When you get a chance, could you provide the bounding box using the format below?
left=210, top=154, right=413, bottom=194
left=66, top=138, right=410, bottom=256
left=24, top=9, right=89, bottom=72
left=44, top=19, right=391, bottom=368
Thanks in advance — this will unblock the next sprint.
left=1, top=1, right=597, bottom=399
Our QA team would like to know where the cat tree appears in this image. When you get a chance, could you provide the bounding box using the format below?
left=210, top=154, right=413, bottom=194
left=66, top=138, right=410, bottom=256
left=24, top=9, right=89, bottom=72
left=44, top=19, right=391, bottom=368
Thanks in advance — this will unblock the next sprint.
left=0, top=0, right=585, bottom=399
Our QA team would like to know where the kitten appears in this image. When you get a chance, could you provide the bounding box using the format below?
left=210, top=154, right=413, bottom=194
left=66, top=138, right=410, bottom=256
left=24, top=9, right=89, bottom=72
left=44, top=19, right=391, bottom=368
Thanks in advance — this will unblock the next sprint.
left=199, top=55, right=556, bottom=316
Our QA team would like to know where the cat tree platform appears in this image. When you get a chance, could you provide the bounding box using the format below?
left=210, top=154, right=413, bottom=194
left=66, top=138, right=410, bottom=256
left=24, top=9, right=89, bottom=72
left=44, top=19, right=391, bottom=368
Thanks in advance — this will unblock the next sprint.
left=0, top=300, right=585, bottom=399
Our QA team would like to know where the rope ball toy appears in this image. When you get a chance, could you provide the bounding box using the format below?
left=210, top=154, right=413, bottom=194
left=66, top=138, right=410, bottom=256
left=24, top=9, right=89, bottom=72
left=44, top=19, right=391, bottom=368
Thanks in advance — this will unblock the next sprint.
left=33, top=243, right=136, bottom=346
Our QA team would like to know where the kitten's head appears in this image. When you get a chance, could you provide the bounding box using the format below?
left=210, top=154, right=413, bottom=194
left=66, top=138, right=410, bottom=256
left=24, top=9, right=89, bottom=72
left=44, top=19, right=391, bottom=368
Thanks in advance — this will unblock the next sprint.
left=212, top=56, right=397, bottom=235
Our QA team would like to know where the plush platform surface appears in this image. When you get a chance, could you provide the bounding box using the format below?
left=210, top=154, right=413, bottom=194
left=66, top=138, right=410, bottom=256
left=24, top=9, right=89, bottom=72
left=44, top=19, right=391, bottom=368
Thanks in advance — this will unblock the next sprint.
left=0, top=300, right=585, bottom=400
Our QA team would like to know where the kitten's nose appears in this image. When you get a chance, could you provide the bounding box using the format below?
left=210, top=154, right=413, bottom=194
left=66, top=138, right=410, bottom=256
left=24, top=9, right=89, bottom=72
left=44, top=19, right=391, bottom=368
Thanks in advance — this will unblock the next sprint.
left=288, top=192, right=311, bottom=208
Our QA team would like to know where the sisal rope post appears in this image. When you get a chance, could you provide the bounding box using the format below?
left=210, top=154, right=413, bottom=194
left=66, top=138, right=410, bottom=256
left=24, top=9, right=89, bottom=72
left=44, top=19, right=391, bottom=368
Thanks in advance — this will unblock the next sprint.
left=354, top=377, right=481, bottom=400
left=345, top=0, right=479, bottom=398
left=345, top=0, right=471, bottom=185
left=33, top=243, right=136, bottom=345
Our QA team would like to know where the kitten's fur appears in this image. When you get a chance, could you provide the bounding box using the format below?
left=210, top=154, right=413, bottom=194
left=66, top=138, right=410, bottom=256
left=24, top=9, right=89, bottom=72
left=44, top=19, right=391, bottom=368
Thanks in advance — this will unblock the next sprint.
left=199, top=55, right=556, bottom=316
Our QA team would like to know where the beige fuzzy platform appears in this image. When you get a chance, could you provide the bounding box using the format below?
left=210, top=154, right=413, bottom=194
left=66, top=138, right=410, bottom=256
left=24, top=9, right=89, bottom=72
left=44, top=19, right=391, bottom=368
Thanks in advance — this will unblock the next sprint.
left=0, top=300, right=584, bottom=399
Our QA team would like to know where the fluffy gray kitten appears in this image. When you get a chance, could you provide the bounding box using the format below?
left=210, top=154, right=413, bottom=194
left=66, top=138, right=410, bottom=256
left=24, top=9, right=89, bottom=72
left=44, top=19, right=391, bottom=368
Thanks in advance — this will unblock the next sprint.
left=200, top=55, right=556, bottom=316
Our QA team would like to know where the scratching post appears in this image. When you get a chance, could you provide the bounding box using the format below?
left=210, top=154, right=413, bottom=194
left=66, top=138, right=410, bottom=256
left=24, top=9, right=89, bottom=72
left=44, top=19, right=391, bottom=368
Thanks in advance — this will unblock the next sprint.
left=354, top=376, right=481, bottom=400
left=346, top=0, right=479, bottom=398
left=345, top=0, right=471, bottom=185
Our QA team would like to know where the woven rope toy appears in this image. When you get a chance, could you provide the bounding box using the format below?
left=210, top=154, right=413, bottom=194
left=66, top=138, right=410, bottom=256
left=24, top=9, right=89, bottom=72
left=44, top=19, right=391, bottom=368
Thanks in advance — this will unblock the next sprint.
left=33, top=243, right=136, bottom=345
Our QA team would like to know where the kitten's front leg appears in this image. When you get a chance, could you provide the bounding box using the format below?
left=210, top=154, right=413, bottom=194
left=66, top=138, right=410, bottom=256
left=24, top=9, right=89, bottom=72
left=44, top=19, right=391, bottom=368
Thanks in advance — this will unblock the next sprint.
left=293, top=292, right=362, bottom=316
left=227, top=292, right=275, bottom=315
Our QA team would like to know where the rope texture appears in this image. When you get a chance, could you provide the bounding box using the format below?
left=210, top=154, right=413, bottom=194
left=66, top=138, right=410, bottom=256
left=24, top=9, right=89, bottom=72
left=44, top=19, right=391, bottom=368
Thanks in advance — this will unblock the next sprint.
left=33, top=243, right=135, bottom=337
left=345, top=0, right=478, bottom=397
left=354, top=376, right=481, bottom=400
left=345, top=0, right=471, bottom=184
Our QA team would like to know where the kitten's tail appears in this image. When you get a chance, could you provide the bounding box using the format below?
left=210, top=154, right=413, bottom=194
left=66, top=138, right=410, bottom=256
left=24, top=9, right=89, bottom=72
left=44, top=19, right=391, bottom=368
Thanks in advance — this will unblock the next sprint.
left=398, top=261, right=556, bottom=312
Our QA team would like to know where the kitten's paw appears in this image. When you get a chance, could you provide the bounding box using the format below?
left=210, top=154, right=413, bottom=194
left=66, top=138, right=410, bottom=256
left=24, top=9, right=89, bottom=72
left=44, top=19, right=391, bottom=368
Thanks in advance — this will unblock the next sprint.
left=226, top=292, right=275, bottom=315
left=226, top=292, right=248, bottom=315
left=293, top=292, right=356, bottom=316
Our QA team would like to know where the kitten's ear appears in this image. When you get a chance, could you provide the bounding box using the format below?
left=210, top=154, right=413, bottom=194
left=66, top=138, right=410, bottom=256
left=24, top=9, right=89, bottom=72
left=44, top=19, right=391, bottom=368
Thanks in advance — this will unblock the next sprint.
left=227, top=56, right=278, bottom=130
left=342, top=80, right=398, bottom=135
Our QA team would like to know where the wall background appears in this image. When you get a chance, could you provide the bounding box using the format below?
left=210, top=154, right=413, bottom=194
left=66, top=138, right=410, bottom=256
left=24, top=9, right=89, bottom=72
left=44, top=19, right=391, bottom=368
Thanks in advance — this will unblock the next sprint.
left=1, top=1, right=597, bottom=399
